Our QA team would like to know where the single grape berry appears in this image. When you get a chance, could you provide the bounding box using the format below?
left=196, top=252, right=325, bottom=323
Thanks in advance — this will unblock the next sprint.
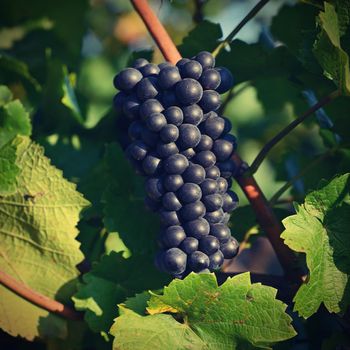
left=164, top=106, right=183, bottom=126
left=140, top=99, right=164, bottom=121
left=195, top=135, right=213, bottom=152
left=199, top=90, right=221, bottom=112
left=157, top=141, right=179, bottom=158
left=206, top=165, right=220, bottom=180
left=114, top=68, right=142, bottom=91
left=128, top=121, right=143, bottom=141
left=143, top=153, right=161, bottom=175
left=202, top=193, right=223, bottom=211
left=139, top=63, right=160, bottom=76
left=145, top=177, right=164, bottom=200
left=132, top=58, right=149, bottom=69
left=126, top=141, right=148, bottom=161
left=199, top=68, right=221, bottom=90
left=203, top=116, right=225, bottom=139
left=222, top=117, right=233, bottom=134
left=163, top=174, right=184, bottom=192
left=176, top=58, right=190, bottom=68
left=210, top=224, right=231, bottom=242
left=189, top=251, right=210, bottom=272
left=216, top=67, right=234, bottom=94
left=162, top=192, right=182, bottom=211
left=180, top=237, right=199, bottom=254
left=146, top=113, right=167, bottom=132
left=217, top=177, right=228, bottom=194
left=177, top=183, right=202, bottom=203
left=222, top=190, right=239, bottom=212
left=184, top=218, right=210, bottom=239
left=175, top=78, right=203, bottom=105
left=182, top=163, right=206, bottom=184
left=160, top=124, right=179, bottom=143
left=158, top=66, right=181, bottom=89
left=163, top=154, right=189, bottom=174
left=200, top=179, right=218, bottom=195
left=159, top=209, right=181, bottom=227
left=179, top=201, right=206, bottom=222
left=221, top=236, right=239, bottom=259
left=195, top=51, right=215, bottom=69
left=122, top=94, right=139, bottom=120
left=182, top=104, right=203, bottom=125
left=161, top=226, right=186, bottom=248
left=217, top=159, right=236, bottom=178
left=177, top=124, right=201, bottom=149
left=163, top=248, right=187, bottom=275
left=113, top=91, right=127, bottom=110
left=212, top=138, right=234, bottom=162
left=181, top=148, right=196, bottom=159
left=136, top=77, right=159, bottom=101
left=199, top=235, right=220, bottom=255
left=194, top=150, right=216, bottom=168
left=180, top=60, right=203, bottom=80
left=209, top=250, right=224, bottom=270
left=204, top=208, right=224, bottom=224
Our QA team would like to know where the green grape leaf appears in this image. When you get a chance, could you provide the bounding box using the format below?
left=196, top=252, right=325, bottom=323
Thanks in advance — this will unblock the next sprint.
left=0, top=99, right=31, bottom=148
left=0, top=85, right=13, bottom=106
left=313, top=2, right=350, bottom=95
left=178, top=20, right=222, bottom=58
left=122, top=292, right=151, bottom=316
left=113, top=272, right=296, bottom=350
left=0, top=136, right=90, bottom=340
left=0, top=140, right=19, bottom=196
left=282, top=173, right=350, bottom=318
left=73, top=252, right=170, bottom=337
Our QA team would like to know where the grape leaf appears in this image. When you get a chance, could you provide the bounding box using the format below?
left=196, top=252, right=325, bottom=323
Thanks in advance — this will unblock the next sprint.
left=313, top=2, right=350, bottom=95
left=0, top=85, right=13, bottom=106
left=111, top=272, right=296, bottom=350
left=0, top=136, right=90, bottom=340
left=281, top=173, right=350, bottom=318
left=72, top=252, right=169, bottom=337
left=0, top=99, right=31, bottom=148
left=0, top=140, right=19, bottom=196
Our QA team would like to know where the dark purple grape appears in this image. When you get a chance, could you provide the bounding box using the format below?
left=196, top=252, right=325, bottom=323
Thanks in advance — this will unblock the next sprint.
left=156, top=142, right=179, bottom=158
left=217, top=159, right=236, bottom=178
left=143, top=154, right=161, bottom=175
left=180, top=237, right=199, bottom=254
left=182, top=104, right=203, bottom=125
left=221, top=237, right=239, bottom=259
left=141, top=128, right=159, bottom=147
left=113, top=91, right=127, bottom=110
left=181, top=148, right=196, bottom=159
left=176, top=58, right=190, bottom=68
left=160, top=124, right=179, bottom=143
left=189, top=251, right=209, bottom=272
left=182, top=163, right=206, bottom=184
left=180, top=60, right=203, bottom=80
left=203, top=116, right=225, bottom=139
left=140, top=99, right=163, bottom=121
left=220, top=212, right=231, bottom=224
left=161, top=226, right=186, bottom=247
left=216, top=67, right=234, bottom=94
left=222, top=117, right=232, bottom=134
left=162, top=192, right=182, bottom=211
left=199, top=90, right=221, bottom=112
left=200, top=179, right=218, bottom=195
left=195, top=135, right=213, bottom=152
left=175, top=78, right=203, bottom=105
left=163, top=154, right=189, bottom=174
left=195, top=51, right=215, bottom=69
left=144, top=196, right=161, bottom=212
left=163, top=248, right=187, bottom=275
left=126, top=141, right=148, bottom=161
left=161, top=90, right=179, bottom=108
left=179, top=201, right=206, bottom=221
left=114, top=68, right=142, bottom=91
left=164, top=106, right=183, bottom=126
left=222, top=190, right=239, bottom=212
left=202, top=193, right=223, bottom=211
left=184, top=218, right=210, bottom=239
left=136, top=77, right=159, bottom=101
left=204, top=208, right=224, bottom=224
left=212, top=138, right=234, bottom=162
left=205, top=166, right=220, bottom=180
left=145, top=177, right=164, bottom=200
left=163, top=174, right=184, bottom=192
left=209, top=250, right=224, bottom=270
left=222, top=133, right=237, bottom=148
left=122, top=95, right=140, bottom=120
left=139, top=63, right=160, bottom=76
left=199, top=235, right=220, bottom=255
left=177, top=183, right=202, bottom=203
left=210, top=224, right=230, bottom=242
left=177, top=124, right=201, bottom=149
left=227, top=177, right=233, bottom=188
left=158, top=66, right=181, bottom=89
left=158, top=62, right=172, bottom=70
left=199, top=68, right=221, bottom=90
left=146, top=112, right=167, bottom=132
left=217, top=177, right=228, bottom=194
left=128, top=121, right=143, bottom=141
left=194, top=150, right=216, bottom=168
left=132, top=58, right=149, bottom=69
left=159, top=209, right=181, bottom=226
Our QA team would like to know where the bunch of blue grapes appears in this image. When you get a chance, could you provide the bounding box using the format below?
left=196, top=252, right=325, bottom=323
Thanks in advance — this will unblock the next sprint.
left=113, top=51, right=239, bottom=277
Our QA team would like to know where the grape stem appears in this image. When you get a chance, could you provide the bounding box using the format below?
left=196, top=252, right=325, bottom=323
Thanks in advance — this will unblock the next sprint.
left=249, top=89, right=340, bottom=174
left=0, top=269, right=83, bottom=321
left=131, top=0, right=305, bottom=285
left=212, top=0, right=270, bottom=57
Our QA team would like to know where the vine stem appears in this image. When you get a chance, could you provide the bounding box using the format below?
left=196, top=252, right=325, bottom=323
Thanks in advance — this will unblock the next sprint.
left=131, top=0, right=304, bottom=284
left=212, top=0, right=270, bottom=57
left=0, top=270, right=83, bottom=321
left=249, top=89, right=340, bottom=174
left=269, top=148, right=336, bottom=206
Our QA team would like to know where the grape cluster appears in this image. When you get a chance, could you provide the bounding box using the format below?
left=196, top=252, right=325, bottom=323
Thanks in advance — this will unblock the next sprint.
left=113, top=51, right=239, bottom=277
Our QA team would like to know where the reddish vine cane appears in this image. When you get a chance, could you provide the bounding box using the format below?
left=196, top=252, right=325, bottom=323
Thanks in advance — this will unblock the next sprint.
left=131, top=0, right=304, bottom=284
